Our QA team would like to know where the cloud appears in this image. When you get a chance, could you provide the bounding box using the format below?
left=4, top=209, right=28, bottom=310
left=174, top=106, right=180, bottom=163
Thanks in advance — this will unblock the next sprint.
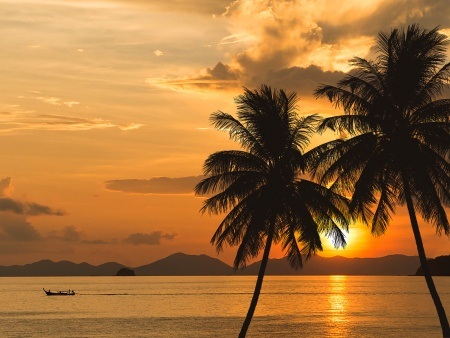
left=0, top=112, right=145, bottom=133
left=83, top=239, right=109, bottom=245
left=249, top=65, right=347, bottom=96
left=0, top=198, right=64, bottom=216
left=35, top=96, right=80, bottom=108
left=47, top=225, right=109, bottom=244
left=48, top=225, right=83, bottom=242
left=150, top=0, right=450, bottom=94
left=105, top=176, right=205, bottom=195
left=118, top=123, right=145, bottom=131
left=0, top=177, right=13, bottom=197
left=153, top=50, right=164, bottom=57
left=148, top=1, right=362, bottom=93
left=123, top=231, right=177, bottom=245
left=111, top=0, right=230, bottom=15
left=0, top=213, right=41, bottom=242
left=317, top=0, right=450, bottom=44
left=147, top=62, right=241, bottom=92
left=0, top=177, right=64, bottom=217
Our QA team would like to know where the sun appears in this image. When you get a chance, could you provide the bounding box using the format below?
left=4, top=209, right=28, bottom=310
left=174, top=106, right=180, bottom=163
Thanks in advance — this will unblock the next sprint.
left=327, top=230, right=351, bottom=249
left=321, top=222, right=368, bottom=255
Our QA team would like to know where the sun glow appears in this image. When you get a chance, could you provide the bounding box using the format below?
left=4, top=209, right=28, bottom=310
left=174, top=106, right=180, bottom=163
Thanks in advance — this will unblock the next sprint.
left=320, top=221, right=370, bottom=256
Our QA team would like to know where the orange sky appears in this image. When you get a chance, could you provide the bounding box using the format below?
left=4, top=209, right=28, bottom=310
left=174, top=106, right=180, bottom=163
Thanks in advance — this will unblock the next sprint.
left=0, top=0, right=448, bottom=267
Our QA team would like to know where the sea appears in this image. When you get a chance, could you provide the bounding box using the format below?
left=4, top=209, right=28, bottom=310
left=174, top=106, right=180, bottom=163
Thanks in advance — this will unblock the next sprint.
left=0, top=276, right=449, bottom=337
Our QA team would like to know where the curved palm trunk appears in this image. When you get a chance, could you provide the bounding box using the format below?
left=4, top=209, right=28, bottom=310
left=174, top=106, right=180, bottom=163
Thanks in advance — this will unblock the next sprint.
left=402, top=173, right=450, bottom=337
left=238, top=223, right=275, bottom=338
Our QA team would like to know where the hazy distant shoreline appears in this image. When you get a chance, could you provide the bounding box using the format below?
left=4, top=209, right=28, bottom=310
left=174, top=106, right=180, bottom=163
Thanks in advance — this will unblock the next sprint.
left=0, top=252, right=437, bottom=277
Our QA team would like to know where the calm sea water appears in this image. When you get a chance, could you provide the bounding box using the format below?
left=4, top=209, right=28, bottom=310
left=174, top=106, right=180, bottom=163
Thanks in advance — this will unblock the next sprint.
left=0, top=276, right=448, bottom=337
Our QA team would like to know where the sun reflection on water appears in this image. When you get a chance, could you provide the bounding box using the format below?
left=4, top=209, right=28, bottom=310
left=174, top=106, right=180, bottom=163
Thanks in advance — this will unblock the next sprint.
left=327, top=275, right=349, bottom=337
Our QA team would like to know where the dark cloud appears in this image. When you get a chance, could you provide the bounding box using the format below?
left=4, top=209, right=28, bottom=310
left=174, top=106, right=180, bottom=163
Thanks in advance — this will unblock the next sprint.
left=48, top=225, right=82, bottom=242
left=123, top=231, right=177, bottom=245
left=0, top=198, right=64, bottom=216
left=0, top=213, right=41, bottom=242
left=47, top=225, right=108, bottom=245
left=148, top=63, right=241, bottom=92
left=0, top=177, right=12, bottom=197
left=83, top=239, right=109, bottom=245
left=206, top=62, right=241, bottom=81
left=161, top=62, right=346, bottom=96
left=318, top=0, right=450, bottom=44
left=26, top=202, right=65, bottom=216
left=249, top=65, right=346, bottom=96
left=154, top=0, right=450, bottom=96
left=105, top=176, right=205, bottom=195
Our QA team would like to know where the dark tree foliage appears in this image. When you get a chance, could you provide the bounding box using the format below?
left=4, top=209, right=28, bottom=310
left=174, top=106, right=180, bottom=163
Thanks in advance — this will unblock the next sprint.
left=314, top=24, right=450, bottom=337
left=196, top=85, right=350, bottom=337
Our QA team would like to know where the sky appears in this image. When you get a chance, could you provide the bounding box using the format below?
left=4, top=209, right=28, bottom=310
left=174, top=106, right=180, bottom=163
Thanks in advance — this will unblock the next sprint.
left=0, top=0, right=449, bottom=267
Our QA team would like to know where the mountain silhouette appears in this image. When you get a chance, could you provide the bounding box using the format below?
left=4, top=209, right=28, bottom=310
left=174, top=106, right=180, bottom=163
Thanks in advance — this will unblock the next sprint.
left=134, top=252, right=232, bottom=276
left=0, top=259, right=125, bottom=276
left=237, top=254, right=421, bottom=276
left=0, top=253, right=424, bottom=276
left=415, top=255, right=450, bottom=276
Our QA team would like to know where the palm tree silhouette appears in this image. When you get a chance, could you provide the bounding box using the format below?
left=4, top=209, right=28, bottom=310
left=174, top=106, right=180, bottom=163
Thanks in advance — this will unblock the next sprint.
left=314, top=24, right=450, bottom=337
left=195, top=85, right=350, bottom=337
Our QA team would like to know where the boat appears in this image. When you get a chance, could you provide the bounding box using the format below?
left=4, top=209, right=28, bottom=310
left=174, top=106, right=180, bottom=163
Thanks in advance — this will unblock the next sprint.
left=43, top=288, right=75, bottom=296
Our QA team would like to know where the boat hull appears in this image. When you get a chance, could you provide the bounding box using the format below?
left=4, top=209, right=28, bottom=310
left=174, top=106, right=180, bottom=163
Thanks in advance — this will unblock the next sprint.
left=43, top=288, right=75, bottom=296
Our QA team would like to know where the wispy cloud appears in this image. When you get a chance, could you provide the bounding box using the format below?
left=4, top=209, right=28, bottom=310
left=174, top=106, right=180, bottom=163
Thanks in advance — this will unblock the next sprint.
left=0, top=198, right=65, bottom=216
left=147, top=62, right=241, bottom=92
left=0, top=177, right=64, bottom=216
left=217, top=33, right=254, bottom=46
left=112, top=0, right=230, bottom=15
left=0, top=111, right=145, bottom=133
left=35, top=96, right=80, bottom=107
left=105, top=176, right=204, bottom=195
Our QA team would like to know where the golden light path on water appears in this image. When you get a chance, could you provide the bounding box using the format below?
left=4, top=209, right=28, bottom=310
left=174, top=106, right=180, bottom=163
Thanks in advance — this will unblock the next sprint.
left=327, top=275, right=349, bottom=337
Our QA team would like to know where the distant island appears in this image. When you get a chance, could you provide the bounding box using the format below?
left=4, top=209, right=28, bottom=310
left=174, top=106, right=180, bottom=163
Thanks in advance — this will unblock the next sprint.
left=1, top=252, right=445, bottom=277
left=116, top=267, right=136, bottom=276
left=415, top=255, right=450, bottom=276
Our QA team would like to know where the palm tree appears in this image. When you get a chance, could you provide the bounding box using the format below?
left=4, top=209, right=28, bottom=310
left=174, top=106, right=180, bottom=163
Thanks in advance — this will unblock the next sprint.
left=195, top=85, right=351, bottom=337
left=314, top=24, right=450, bottom=337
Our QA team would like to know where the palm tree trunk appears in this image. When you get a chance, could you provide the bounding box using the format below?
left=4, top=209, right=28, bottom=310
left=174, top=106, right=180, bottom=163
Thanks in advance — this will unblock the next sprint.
left=402, top=173, right=450, bottom=337
left=238, top=223, right=275, bottom=338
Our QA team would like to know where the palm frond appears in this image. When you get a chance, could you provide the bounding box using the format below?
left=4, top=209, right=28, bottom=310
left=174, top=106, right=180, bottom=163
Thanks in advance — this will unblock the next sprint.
left=280, top=225, right=303, bottom=270
left=302, top=138, right=344, bottom=175
left=371, top=182, right=396, bottom=236
left=317, top=114, right=375, bottom=136
left=201, top=150, right=267, bottom=177
left=405, top=143, right=450, bottom=235
left=210, top=188, right=265, bottom=252
left=232, top=206, right=271, bottom=269
left=412, top=63, right=450, bottom=108
left=198, top=172, right=264, bottom=214
left=412, top=121, right=450, bottom=156
left=290, top=114, right=321, bottom=151
left=314, top=84, right=372, bottom=115
left=411, top=99, right=450, bottom=124
left=210, top=111, right=266, bottom=157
